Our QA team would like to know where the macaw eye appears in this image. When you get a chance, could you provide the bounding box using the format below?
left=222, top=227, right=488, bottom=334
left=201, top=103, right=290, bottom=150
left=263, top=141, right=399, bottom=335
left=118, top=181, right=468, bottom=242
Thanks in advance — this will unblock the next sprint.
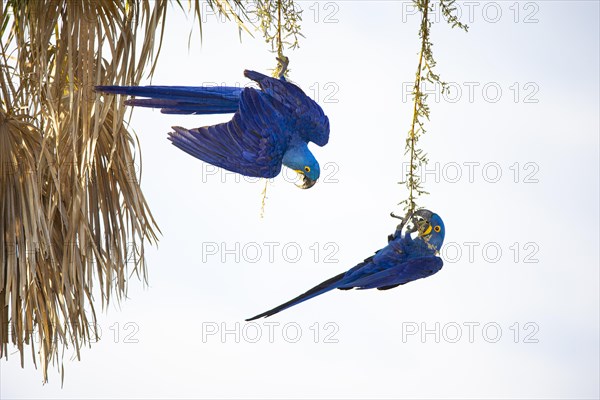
left=304, top=166, right=311, bottom=173
left=434, top=225, right=441, bottom=233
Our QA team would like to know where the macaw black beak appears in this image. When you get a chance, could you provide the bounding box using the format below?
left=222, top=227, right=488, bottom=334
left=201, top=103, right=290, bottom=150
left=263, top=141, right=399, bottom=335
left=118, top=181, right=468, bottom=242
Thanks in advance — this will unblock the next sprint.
left=296, top=175, right=317, bottom=189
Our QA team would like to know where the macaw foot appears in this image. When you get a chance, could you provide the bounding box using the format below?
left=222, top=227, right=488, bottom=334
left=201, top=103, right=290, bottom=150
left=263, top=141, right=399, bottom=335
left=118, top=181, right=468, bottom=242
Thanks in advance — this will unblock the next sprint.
left=390, top=210, right=416, bottom=235
left=390, top=211, right=404, bottom=220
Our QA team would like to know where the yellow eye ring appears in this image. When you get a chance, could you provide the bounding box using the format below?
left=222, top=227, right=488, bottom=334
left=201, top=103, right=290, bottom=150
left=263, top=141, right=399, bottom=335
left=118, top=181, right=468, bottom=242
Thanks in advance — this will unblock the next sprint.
left=304, top=166, right=311, bottom=173
left=434, top=225, right=441, bottom=233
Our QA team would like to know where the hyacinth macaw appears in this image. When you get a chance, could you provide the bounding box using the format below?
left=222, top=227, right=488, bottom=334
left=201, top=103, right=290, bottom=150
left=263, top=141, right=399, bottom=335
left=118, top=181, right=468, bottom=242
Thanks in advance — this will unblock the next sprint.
left=246, top=210, right=445, bottom=320
left=96, top=70, right=329, bottom=189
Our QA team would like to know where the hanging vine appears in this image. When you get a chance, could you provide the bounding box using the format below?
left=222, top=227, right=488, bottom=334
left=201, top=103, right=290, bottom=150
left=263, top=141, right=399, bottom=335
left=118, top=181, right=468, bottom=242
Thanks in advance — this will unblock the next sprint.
left=255, top=0, right=303, bottom=216
left=400, top=0, right=468, bottom=216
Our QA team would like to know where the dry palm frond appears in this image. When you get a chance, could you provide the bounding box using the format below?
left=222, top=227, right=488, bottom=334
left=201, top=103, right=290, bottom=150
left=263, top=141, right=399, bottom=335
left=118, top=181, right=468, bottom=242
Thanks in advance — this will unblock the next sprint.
left=0, top=0, right=248, bottom=383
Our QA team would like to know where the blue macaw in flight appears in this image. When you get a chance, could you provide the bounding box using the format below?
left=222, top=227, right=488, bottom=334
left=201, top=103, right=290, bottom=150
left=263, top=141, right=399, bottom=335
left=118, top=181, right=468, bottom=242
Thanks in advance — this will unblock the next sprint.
left=246, top=210, right=445, bottom=320
left=96, top=70, right=329, bottom=189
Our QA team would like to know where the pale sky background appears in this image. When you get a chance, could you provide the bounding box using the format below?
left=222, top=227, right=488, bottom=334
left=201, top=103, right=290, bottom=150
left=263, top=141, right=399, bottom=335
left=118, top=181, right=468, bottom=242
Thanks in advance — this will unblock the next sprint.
left=1, top=1, right=599, bottom=399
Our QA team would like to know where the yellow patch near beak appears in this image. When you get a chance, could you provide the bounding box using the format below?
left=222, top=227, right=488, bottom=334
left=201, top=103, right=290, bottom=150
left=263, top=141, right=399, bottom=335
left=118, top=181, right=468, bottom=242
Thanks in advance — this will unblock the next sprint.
left=419, top=224, right=433, bottom=236
left=294, top=169, right=304, bottom=175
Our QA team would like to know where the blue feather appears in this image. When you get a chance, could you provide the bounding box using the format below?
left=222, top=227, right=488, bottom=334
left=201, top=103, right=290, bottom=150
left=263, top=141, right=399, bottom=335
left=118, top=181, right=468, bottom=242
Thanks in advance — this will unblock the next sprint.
left=95, top=85, right=242, bottom=114
left=95, top=70, right=329, bottom=187
left=246, top=213, right=446, bottom=320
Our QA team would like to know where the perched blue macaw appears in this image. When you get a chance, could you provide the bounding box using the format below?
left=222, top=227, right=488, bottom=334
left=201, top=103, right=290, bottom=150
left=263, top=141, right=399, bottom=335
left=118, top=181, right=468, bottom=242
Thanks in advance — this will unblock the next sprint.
left=96, top=70, right=329, bottom=188
left=246, top=210, right=445, bottom=320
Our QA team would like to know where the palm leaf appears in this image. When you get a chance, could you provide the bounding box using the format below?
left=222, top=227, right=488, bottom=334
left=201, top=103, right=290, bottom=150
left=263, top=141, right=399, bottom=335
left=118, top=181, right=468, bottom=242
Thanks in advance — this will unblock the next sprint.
left=0, top=0, right=249, bottom=382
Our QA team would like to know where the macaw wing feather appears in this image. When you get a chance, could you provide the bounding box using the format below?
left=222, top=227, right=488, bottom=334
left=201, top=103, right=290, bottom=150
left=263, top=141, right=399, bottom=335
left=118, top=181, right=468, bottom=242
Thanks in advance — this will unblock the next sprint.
left=169, top=88, right=288, bottom=178
left=377, top=284, right=401, bottom=291
left=95, top=85, right=242, bottom=115
left=348, top=256, right=443, bottom=290
left=341, top=241, right=409, bottom=285
left=343, top=254, right=375, bottom=279
left=244, top=70, right=330, bottom=147
left=372, top=240, right=409, bottom=266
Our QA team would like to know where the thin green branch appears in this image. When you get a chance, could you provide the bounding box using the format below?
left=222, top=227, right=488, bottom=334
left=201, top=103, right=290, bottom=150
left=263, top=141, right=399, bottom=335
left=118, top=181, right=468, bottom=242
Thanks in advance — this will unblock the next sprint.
left=255, top=0, right=302, bottom=78
left=400, top=0, right=467, bottom=215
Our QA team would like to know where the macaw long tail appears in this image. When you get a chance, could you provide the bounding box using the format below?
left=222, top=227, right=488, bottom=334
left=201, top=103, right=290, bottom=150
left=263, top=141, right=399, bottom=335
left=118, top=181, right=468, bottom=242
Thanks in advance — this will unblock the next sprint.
left=95, top=85, right=242, bottom=115
left=245, top=272, right=347, bottom=321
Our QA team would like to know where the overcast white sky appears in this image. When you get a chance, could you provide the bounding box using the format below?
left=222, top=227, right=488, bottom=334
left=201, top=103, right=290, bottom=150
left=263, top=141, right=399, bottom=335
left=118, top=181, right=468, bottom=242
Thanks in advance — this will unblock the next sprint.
left=1, top=1, right=599, bottom=399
